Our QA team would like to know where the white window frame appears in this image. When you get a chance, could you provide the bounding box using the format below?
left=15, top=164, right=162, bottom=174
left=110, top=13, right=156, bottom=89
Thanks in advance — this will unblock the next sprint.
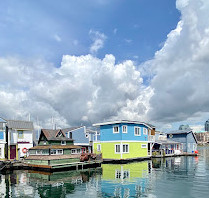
left=141, top=144, right=147, bottom=148
left=71, top=149, right=76, bottom=154
left=50, top=149, right=63, bottom=155
left=115, top=144, right=120, bottom=153
left=143, top=128, right=148, bottom=135
left=113, top=125, right=119, bottom=133
left=36, top=150, right=42, bottom=155
left=61, top=141, right=66, bottom=145
left=97, top=144, right=101, bottom=152
left=57, top=149, right=63, bottom=155
left=122, top=125, right=127, bottom=133
left=122, top=144, right=129, bottom=153
left=134, top=127, right=141, bottom=136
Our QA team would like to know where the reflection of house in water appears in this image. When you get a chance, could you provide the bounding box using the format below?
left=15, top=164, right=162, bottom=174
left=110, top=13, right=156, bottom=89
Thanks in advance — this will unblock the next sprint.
left=101, top=161, right=151, bottom=197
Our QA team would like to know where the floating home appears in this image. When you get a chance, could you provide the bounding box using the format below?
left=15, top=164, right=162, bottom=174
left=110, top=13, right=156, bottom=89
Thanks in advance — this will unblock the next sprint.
left=25, top=129, right=82, bottom=170
left=166, top=129, right=198, bottom=153
left=93, top=120, right=156, bottom=162
left=0, top=118, right=34, bottom=160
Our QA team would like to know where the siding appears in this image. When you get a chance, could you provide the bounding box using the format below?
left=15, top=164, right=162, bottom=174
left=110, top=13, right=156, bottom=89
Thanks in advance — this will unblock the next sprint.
left=100, top=123, right=148, bottom=141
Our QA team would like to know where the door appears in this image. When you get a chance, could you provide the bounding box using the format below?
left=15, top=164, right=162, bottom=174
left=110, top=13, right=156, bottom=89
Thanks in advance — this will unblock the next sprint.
left=10, top=145, right=16, bottom=159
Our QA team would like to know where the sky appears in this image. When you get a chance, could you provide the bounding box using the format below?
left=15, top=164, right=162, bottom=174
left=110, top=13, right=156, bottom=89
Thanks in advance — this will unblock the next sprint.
left=0, top=0, right=209, bottom=132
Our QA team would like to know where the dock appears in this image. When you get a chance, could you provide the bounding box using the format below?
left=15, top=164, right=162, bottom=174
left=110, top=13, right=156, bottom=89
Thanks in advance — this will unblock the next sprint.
left=0, top=160, right=102, bottom=172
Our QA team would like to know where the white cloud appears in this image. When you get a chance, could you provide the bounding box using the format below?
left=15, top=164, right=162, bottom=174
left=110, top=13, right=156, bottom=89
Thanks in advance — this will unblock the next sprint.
left=146, top=0, right=209, bottom=125
left=89, top=30, right=107, bottom=54
left=0, top=54, right=151, bottom=128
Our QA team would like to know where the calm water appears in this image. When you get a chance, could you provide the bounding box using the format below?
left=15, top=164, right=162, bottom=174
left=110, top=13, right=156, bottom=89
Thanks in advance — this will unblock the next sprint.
left=1, top=146, right=209, bottom=198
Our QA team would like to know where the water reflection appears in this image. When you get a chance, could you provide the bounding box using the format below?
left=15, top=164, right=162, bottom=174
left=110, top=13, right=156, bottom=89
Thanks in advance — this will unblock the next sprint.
left=101, top=162, right=151, bottom=197
left=1, top=147, right=209, bottom=197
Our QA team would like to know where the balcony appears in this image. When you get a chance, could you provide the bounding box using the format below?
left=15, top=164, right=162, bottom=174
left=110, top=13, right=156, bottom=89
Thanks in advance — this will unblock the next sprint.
left=148, top=135, right=155, bottom=142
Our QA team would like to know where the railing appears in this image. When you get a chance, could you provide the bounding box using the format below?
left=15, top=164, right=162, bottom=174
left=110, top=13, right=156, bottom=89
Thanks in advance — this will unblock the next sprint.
left=148, top=135, right=155, bottom=142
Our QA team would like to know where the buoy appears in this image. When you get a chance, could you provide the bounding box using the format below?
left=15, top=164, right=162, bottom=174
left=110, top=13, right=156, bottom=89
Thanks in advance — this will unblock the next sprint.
left=22, top=147, right=28, bottom=153
left=194, top=150, right=198, bottom=154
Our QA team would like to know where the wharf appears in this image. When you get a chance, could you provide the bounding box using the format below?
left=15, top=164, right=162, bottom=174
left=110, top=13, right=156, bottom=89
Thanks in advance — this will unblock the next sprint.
left=102, top=156, right=151, bottom=164
left=151, top=153, right=198, bottom=158
left=0, top=160, right=102, bottom=172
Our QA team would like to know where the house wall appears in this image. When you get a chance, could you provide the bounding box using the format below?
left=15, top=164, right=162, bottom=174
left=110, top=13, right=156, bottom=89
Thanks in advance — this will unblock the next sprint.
left=9, top=129, right=33, bottom=144
left=100, top=124, right=149, bottom=142
left=167, top=134, right=187, bottom=152
left=167, top=132, right=197, bottom=153
left=186, top=132, right=197, bottom=153
left=93, top=142, right=148, bottom=160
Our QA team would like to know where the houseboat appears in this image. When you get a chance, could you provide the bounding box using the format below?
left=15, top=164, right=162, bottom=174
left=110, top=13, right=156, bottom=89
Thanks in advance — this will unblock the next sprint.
left=93, top=120, right=156, bottom=162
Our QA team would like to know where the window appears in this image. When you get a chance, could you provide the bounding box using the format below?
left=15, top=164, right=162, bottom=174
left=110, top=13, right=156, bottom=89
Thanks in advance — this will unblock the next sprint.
left=51, top=149, right=56, bottom=155
left=122, top=125, right=127, bottom=133
left=97, top=144, right=101, bottom=152
left=57, top=131, right=62, bottom=137
left=0, top=148, right=2, bottom=156
left=71, top=149, right=81, bottom=154
left=51, top=149, right=63, bottom=155
left=134, top=127, right=141, bottom=136
left=42, top=150, right=48, bottom=155
left=113, top=126, right=119, bottom=133
left=43, top=140, right=47, bottom=145
left=71, top=149, right=76, bottom=154
left=61, top=141, right=66, bottom=145
left=36, top=150, right=42, bottom=155
left=18, top=131, right=24, bottom=139
left=57, top=149, right=63, bottom=155
left=123, top=144, right=129, bottom=153
left=143, top=128, right=148, bottom=135
left=141, top=144, right=147, bottom=148
left=65, top=132, right=68, bottom=138
left=115, top=144, right=120, bottom=153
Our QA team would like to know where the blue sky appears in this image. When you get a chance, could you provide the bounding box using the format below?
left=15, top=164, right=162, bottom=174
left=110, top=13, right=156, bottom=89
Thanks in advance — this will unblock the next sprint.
left=1, top=0, right=208, bottom=131
left=0, top=0, right=180, bottom=65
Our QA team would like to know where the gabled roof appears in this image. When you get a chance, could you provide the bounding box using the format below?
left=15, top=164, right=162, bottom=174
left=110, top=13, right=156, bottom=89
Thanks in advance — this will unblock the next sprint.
left=0, top=117, right=6, bottom=123
left=62, top=126, right=84, bottom=133
left=165, top=129, right=198, bottom=143
left=40, top=129, right=73, bottom=142
left=6, top=120, right=34, bottom=130
left=93, top=120, right=155, bottom=129
left=165, top=129, right=193, bottom=134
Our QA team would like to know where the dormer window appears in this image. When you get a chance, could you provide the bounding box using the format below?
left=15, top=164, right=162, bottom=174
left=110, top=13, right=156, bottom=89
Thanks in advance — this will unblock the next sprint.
left=58, top=131, right=62, bottom=137
left=113, top=126, right=119, bottom=133
left=61, top=141, right=66, bottom=145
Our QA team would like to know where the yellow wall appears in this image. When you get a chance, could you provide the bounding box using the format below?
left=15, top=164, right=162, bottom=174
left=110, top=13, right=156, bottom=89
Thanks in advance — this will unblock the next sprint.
left=93, top=142, right=148, bottom=160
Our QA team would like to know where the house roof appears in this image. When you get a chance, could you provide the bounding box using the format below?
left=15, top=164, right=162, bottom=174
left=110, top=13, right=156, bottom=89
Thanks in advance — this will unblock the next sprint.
left=165, top=130, right=193, bottom=134
left=0, top=117, right=6, bottom=123
left=62, top=126, right=85, bottom=133
left=29, top=145, right=81, bottom=150
left=6, top=120, right=34, bottom=130
left=165, top=129, right=198, bottom=144
left=154, top=140, right=182, bottom=145
left=40, top=129, right=73, bottom=141
left=93, top=120, right=155, bottom=129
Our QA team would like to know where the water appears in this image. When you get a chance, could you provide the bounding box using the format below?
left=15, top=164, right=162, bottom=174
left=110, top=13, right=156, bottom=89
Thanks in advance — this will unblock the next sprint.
left=1, top=146, right=209, bottom=198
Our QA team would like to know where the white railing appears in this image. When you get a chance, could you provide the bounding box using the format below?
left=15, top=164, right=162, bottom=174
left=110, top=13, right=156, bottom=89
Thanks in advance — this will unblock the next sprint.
left=148, top=135, right=155, bottom=142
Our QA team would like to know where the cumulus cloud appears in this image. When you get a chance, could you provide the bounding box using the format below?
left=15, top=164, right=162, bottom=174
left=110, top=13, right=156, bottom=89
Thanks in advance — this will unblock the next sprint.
left=146, top=0, right=209, bottom=124
left=89, top=30, right=107, bottom=54
left=0, top=54, right=151, bottom=128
